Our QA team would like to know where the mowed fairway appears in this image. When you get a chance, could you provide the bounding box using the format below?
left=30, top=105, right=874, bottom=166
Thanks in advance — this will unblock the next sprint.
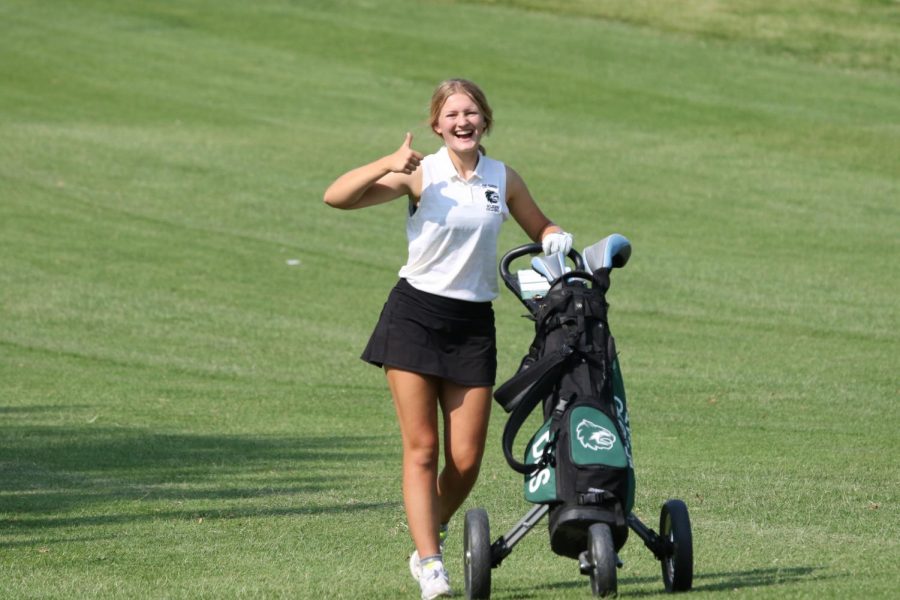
left=1, top=0, right=897, bottom=598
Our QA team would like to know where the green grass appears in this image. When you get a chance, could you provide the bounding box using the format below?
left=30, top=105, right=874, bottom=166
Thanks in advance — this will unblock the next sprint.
left=1, top=0, right=898, bottom=597
left=453, top=0, right=900, bottom=73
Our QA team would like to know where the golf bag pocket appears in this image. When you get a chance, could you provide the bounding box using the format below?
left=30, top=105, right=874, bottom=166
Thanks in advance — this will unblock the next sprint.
left=556, top=404, right=632, bottom=512
left=524, top=419, right=557, bottom=504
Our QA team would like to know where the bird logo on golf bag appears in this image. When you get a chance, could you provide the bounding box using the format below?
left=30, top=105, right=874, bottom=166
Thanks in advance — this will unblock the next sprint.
left=576, top=419, right=616, bottom=451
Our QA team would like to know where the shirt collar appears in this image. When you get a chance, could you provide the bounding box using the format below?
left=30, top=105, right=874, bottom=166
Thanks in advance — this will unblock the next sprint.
left=437, top=145, right=484, bottom=183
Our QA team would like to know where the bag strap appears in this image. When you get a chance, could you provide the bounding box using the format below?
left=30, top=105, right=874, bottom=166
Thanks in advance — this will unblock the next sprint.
left=500, top=345, right=575, bottom=474
left=494, top=343, right=573, bottom=413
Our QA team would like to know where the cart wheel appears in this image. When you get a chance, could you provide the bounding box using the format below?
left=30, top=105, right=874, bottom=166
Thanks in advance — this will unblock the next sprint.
left=464, top=508, right=492, bottom=599
left=659, top=499, right=693, bottom=592
left=588, top=523, right=617, bottom=597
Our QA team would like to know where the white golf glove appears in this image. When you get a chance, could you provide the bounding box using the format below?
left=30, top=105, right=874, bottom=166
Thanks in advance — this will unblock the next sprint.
left=542, top=231, right=573, bottom=256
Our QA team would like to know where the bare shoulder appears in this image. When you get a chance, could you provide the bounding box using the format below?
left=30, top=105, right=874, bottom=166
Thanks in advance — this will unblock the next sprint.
left=363, top=169, right=422, bottom=208
left=380, top=169, right=417, bottom=195
left=505, top=165, right=531, bottom=204
left=402, top=167, right=423, bottom=201
left=504, top=163, right=551, bottom=242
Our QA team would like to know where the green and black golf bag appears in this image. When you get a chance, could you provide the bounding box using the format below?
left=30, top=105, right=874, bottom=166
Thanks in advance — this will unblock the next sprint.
left=494, top=268, right=635, bottom=558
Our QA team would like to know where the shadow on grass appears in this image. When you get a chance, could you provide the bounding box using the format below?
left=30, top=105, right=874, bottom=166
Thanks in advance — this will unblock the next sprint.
left=688, top=566, right=829, bottom=592
left=0, top=404, right=92, bottom=414
left=0, top=534, right=116, bottom=549
left=0, top=421, right=399, bottom=532
left=2, top=501, right=398, bottom=537
left=494, top=566, right=827, bottom=598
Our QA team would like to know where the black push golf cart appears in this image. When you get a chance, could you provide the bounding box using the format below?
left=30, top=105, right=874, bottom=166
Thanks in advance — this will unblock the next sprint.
left=463, top=235, right=694, bottom=598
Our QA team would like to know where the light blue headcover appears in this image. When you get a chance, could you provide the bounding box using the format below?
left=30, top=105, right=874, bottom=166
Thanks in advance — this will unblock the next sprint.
left=531, top=254, right=565, bottom=281
left=583, top=234, right=632, bottom=272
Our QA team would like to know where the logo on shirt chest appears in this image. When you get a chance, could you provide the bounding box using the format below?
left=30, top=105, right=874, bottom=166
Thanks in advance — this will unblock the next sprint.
left=482, top=184, right=501, bottom=213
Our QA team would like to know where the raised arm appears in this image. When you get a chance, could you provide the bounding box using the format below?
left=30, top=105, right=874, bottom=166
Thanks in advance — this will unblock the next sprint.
left=323, top=133, right=424, bottom=210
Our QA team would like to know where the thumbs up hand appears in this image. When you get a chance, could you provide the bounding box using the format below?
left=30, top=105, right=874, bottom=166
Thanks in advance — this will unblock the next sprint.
left=387, top=132, right=424, bottom=175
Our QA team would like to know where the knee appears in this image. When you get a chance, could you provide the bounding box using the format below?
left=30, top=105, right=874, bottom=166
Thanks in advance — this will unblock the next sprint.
left=405, top=437, right=439, bottom=472
left=455, top=463, right=482, bottom=489
left=447, top=446, right=484, bottom=482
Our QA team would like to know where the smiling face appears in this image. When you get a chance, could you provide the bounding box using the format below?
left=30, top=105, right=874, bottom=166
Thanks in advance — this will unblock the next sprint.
left=428, top=79, right=493, bottom=155
left=433, top=92, right=486, bottom=154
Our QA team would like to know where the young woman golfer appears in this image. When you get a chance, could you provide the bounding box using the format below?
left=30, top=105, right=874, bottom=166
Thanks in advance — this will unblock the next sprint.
left=324, top=79, right=573, bottom=600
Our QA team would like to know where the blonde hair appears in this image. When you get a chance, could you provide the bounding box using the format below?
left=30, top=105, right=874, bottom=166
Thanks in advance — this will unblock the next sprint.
left=429, top=79, right=493, bottom=154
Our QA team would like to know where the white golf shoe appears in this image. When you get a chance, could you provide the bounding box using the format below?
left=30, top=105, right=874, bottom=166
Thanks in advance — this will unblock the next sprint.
left=417, top=559, right=452, bottom=600
left=409, top=550, right=422, bottom=580
left=409, top=525, right=449, bottom=581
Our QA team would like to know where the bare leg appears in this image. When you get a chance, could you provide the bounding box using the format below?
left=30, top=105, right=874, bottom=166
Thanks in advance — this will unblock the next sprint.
left=386, top=367, right=442, bottom=558
left=437, top=381, right=492, bottom=525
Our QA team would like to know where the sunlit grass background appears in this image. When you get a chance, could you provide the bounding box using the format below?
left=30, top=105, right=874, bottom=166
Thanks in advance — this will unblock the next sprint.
left=1, top=0, right=897, bottom=597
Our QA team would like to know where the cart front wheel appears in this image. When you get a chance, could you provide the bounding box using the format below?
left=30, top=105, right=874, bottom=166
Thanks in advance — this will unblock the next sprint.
left=588, top=522, right=617, bottom=597
left=464, top=508, right=492, bottom=599
left=660, top=499, right=693, bottom=592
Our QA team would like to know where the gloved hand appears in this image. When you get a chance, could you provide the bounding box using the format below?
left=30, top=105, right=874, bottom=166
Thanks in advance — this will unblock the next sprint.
left=542, top=231, right=573, bottom=256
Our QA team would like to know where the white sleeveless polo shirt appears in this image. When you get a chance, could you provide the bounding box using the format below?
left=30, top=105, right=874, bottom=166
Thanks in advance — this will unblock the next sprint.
left=398, top=146, right=510, bottom=302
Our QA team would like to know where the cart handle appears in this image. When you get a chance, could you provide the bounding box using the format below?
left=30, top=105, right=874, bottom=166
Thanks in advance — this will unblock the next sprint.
left=499, top=243, right=585, bottom=299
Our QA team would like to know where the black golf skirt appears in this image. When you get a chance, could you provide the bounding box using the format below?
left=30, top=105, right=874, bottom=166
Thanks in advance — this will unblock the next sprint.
left=361, top=279, right=497, bottom=387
